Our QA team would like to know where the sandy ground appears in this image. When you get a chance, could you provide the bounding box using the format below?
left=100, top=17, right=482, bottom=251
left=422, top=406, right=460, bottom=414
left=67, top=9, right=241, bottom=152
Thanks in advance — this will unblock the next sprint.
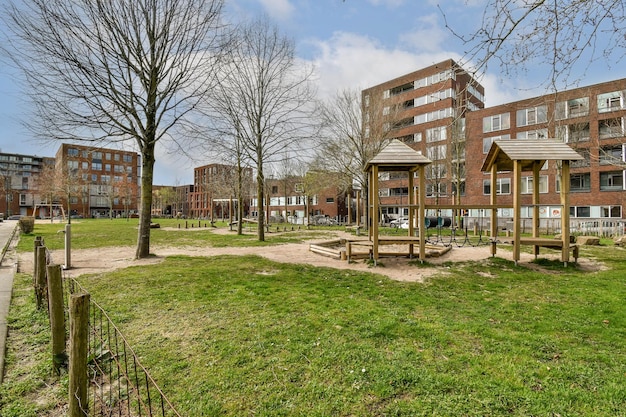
left=18, top=227, right=602, bottom=283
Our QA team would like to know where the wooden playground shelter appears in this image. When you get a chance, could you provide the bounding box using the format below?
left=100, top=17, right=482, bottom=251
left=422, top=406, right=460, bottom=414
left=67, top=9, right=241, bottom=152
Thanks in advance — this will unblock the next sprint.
left=482, top=139, right=584, bottom=266
left=346, top=139, right=583, bottom=266
left=359, top=140, right=433, bottom=264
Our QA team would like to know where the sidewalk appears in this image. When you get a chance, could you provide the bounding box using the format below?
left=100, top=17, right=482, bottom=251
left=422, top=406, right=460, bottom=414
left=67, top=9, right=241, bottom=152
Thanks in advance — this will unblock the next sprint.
left=0, top=221, right=19, bottom=383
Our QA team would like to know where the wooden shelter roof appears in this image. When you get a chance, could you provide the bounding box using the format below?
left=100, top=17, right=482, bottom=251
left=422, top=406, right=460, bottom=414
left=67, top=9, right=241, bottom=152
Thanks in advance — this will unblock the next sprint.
left=365, top=139, right=432, bottom=172
left=481, top=140, right=584, bottom=172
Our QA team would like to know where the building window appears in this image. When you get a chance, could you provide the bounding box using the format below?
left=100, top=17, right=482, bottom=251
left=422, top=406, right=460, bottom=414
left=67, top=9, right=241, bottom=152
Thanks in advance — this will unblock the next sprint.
left=597, top=91, right=624, bottom=113
left=557, top=122, right=590, bottom=143
left=93, top=151, right=103, bottom=159
left=426, top=126, right=447, bottom=143
left=600, top=171, right=624, bottom=191
left=426, top=183, right=447, bottom=197
left=123, top=155, right=133, bottom=163
left=601, top=205, right=622, bottom=218
left=105, top=164, right=111, bottom=171
left=67, top=161, right=79, bottom=170
left=599, top=118, right=623, bottom=139
left=68, top=148, right=79, bottom=156
left=571, top=150, right=590, bottom=168
left=81, top=162, right=89, bottom=170
left=414, top=132, right=422, bottom=142
left=482, top=135, right=510, bottom=153
left=521, top=176, right=548, bottom=194
left=92, top=162, right=102, bottom=171
left=516, top=105, right=547, bottom=127
left=555, top=97, right=589, bottom=119
left=483, top=113, right=510, bottom=133
left=570, top=206, right=591, bottom=218
left=326, top=197, right=334, bottom=203
left=426, top=144, right=447, bottom=161
left=599, top=145, right=624, bottom=165
left=414, top=108, right=454, bottom=125
left=483, top=178, right=511, bottom=195
left=569, top=173, right=591, bottom=192
left=516, top=129, right=548, bottom=140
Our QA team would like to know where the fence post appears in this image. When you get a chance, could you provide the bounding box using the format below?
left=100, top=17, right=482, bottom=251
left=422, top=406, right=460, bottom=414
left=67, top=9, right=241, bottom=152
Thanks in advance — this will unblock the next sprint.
left=33, top=236, right=43, bottom=288
left=69, top=292, right=90, bottom=417
left=64, top=223, right=72, bottom=270
left=35, top=245, right=47, bottom=310
left=47, top=264, right=67, bottom=374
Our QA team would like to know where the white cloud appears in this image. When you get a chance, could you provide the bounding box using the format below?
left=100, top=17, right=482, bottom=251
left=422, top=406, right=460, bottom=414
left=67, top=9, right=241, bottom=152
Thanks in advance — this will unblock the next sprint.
left=398, top=14, right=449, bottom=52
left=257, top=0, right=295, bottom=21
left=305, top=31, right=461, bottom=100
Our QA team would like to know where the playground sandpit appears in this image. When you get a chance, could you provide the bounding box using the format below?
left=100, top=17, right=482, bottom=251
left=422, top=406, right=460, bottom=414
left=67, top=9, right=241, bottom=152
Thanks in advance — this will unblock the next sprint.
left=309, top=238, right=452, bottom=260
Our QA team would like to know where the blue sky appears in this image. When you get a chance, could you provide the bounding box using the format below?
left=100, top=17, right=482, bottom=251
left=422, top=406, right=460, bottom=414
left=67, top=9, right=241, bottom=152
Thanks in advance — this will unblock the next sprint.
left=0, top=0, right=622, bottom=184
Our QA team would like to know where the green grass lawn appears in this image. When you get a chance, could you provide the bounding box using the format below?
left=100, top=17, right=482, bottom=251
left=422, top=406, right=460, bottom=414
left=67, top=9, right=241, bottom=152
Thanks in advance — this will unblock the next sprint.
left=2, top=219, right=626, bottom=416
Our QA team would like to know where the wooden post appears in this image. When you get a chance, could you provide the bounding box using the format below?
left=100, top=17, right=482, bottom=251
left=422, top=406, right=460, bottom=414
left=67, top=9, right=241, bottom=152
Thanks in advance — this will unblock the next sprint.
left=513, top=160, right=522, bottom=264
left=532, top=161, right=541, bottom=258
left=64, top=223, right=72, bottom=270
left=69, top=292, right=90, bottom=417
left=418, top=165, right=426, bottom=262
left=371, top=165, right=379, bottom=263
left=560, top=161, right=572, bottom=265
left=490, top=164, right=498, bottom=256
left=47, top=264, right=67, bottom=373
left=33, top=236, right=43, bottom=287
left=35, top=245, right=47, bottom=310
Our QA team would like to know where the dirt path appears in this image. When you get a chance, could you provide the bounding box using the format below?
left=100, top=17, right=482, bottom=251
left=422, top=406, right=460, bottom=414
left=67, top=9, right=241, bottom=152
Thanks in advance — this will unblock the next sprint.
left=17, top=228, right=601, bottom=283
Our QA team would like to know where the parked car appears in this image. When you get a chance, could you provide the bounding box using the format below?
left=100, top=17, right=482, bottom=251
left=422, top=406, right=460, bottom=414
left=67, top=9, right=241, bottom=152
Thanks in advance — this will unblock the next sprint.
left=7, top=215, right=23, bottom=220
left=390, top=216, right=409, bottom=229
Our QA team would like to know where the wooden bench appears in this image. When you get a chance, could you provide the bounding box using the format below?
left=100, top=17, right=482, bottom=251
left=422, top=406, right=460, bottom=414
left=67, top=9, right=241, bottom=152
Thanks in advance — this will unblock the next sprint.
left=345, top=236, right=422, bottom=262
left=502, top=237, right=579, bottom=263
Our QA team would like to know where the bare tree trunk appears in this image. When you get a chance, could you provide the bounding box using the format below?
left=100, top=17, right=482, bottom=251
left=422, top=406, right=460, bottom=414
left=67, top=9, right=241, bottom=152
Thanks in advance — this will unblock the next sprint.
left=257, top=168, right=265, bottom=241
left=136, top=144, right=155, bottom=259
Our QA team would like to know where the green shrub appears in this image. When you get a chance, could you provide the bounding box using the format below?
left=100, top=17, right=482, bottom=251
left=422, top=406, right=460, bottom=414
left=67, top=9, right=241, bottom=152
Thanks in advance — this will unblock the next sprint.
left=18, top=217, right=35, bottom=234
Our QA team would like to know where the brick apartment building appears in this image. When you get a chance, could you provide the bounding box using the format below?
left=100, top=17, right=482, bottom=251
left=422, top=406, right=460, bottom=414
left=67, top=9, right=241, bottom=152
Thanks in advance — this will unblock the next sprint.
left=189, top=163, right=254, bottom=219
left=249, top=174, right=349, bottom=225
left=464, top=79, right=626, bottom=224
left=55, top=143, right=141, bottom=218
left=0, top=152, right=55, bottom=218
left=361, top=59, right=485, bottom=220
left=364, top=62, right=626, bottom=227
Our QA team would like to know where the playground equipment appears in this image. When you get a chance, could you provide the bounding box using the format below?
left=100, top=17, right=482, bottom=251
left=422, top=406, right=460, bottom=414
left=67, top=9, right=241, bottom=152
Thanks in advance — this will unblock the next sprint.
left=312, top=139, right=584, bottom=266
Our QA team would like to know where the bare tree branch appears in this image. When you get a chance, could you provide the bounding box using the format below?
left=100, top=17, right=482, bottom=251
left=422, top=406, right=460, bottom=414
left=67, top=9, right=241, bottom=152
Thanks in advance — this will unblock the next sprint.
left=2, top=0, right=229, bottom=258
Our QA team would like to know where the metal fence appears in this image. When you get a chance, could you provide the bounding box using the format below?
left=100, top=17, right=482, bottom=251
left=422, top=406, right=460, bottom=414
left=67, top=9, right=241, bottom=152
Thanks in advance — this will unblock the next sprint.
left=64, top=276, right=182, bottom=417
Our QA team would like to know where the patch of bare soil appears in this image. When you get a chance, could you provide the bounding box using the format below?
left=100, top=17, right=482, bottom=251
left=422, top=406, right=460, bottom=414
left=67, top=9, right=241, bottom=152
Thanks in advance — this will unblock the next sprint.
left=17, top=228, right=604, bottom=283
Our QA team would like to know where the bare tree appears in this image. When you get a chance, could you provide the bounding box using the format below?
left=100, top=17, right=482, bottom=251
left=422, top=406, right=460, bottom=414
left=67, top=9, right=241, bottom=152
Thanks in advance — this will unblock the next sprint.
left=444, top=0, right=626, bottom=88
left=209, top=17, right=317, bottom=241
left=2, top=0, right=228, bottom=258
left=35, top=163, right=62, bottom=222
left=316, top=88, right=400, bottom=228
left=57, top=164, right=89, bottom=224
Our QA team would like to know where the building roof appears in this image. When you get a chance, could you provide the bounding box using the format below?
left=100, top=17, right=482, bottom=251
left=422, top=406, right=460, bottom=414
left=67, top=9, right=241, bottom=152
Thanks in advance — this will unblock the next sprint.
left=365, top=139, right=432, bottom=172
left=481, top=140, right=584, bottom=172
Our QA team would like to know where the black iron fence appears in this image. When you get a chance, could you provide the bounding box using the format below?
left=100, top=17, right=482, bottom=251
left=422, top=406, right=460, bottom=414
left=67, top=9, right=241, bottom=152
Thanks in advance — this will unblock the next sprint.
left=32, top=237, right=182, bottom=417
left=65, top=277, right=182, bottom=417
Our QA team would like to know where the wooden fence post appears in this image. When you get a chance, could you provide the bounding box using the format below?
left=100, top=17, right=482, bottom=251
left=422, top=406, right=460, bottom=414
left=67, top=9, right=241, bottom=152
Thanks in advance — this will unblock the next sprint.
left=69, top=292, right=90, bottom=417
left=33, top=236, right=43, bottom=288
left=35, top=245, right=47, bottom=310
left=47, top=264, right=67, bottom=374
